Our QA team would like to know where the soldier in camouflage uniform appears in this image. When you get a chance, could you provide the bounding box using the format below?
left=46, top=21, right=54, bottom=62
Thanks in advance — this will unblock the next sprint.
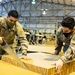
left=0, top=10, right=29, bottom=59
left=54, top=17, right=75, bottom=73
left=54, top=17, right=75, bottom=55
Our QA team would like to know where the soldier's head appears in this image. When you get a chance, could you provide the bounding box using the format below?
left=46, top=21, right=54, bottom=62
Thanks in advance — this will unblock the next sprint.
left=61, top=17, right=75, bottom=33
left=6, top=10, right=19, bottom=28
left=7, top=10, right=19, bottom=24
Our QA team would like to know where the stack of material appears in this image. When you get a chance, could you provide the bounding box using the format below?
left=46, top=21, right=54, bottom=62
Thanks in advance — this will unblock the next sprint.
left=2, top=53, right=75, bottom=75
left=0, top=60, right=41, bottom=75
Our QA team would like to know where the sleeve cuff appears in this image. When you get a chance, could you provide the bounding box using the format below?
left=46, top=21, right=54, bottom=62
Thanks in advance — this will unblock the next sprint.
left=22, top=52, right=27, bottom=56
left=22, top=49, right=27, bottom=56
left=60, top=56, right=68, bottom=63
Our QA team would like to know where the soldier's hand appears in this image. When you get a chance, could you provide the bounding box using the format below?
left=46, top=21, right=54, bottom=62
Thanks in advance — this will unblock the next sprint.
left=20, top=55, right=31, bottom=60
left=55, top=59, right=63, bottom=74
left=0, top=37, right=3, bottom=44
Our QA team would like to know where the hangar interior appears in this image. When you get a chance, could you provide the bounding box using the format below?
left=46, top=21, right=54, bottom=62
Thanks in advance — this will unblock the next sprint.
left=0, top=0, right=75, bottom=75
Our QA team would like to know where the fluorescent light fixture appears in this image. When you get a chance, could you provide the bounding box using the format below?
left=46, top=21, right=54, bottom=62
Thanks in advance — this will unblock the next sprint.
left=42, top=10, right=46, bottom=15
left=42, top=9, right=48, bottom=15
left=45, top=9, right=48, bottom=10
left=0, top=0, right=2, bottom=2
left=32, top=0, right=36, bottom=4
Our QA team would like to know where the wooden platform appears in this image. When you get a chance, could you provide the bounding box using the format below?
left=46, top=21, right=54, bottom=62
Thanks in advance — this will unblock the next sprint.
left=1, top=53, right=75, bottom=75
left=69, top=72, right=75, bottom=75
left=0, top=60, right=40, bottom=75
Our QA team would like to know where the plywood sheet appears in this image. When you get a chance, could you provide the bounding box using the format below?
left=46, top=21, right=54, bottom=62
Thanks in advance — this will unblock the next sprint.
left=69, top=72, right=75, bottom=75
left=28, top=45, right=55, bottom=53
left=0, top=60, right=40, bottom=75
left=2, top=53, right=75, bottom=75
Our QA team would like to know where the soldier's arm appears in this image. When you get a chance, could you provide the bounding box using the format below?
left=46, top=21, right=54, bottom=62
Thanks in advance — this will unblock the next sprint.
left=0, top=17, right=5, bottom=27
left=55, top=34, right=75, bottom=74
left=60, top=34, right=75, bottom=63
left=55, top=33, right=63, bottom=50
left=16, top=22, right=28, bottom=56
left=55, top=28, right=63, bottom=52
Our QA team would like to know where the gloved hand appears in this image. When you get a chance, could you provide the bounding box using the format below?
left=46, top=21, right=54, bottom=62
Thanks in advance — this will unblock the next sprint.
left=19, top=49, right=31, bottom=60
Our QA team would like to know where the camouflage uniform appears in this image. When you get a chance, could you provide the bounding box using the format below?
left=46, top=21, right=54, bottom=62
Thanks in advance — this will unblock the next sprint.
left=60, top=32, right=75, bottom=62
left=0, top=17, right=28, bottom=55
left=55, top=27, right=73, bottom=54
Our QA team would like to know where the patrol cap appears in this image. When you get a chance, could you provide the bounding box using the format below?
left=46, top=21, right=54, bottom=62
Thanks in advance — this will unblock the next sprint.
left=61, top=17, right=75, bottom=29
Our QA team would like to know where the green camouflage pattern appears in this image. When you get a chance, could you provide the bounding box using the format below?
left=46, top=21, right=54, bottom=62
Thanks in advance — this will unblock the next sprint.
left=0, top=17, right=28, bottom=55
left=55, top=27, right=73, bottom=52
left=59, top=28, right=75, bottom=62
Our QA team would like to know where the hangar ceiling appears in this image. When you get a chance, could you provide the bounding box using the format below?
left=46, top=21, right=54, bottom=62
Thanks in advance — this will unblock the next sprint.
left=0, top=0, right=75, bottom=24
